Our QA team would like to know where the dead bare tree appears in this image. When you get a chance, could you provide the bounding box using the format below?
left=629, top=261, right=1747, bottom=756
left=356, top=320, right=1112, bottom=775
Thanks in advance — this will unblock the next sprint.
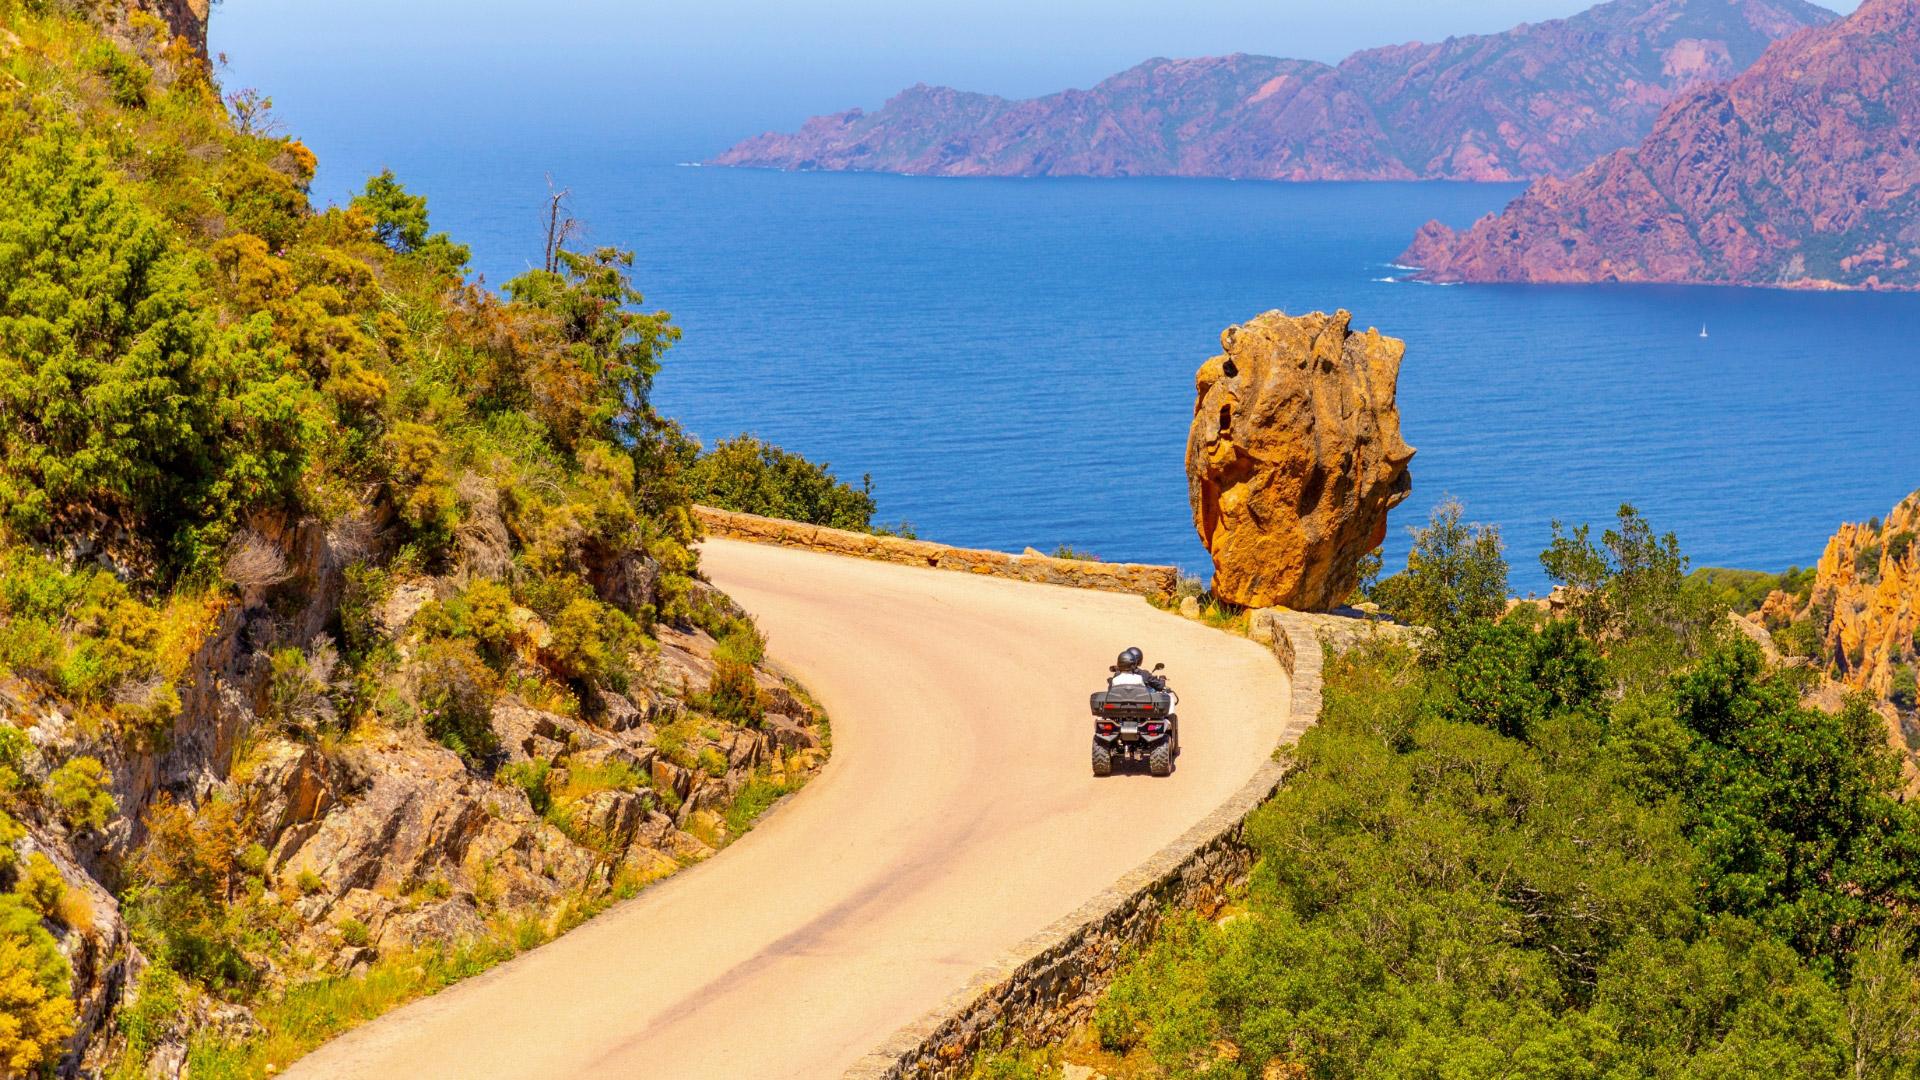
left=543, top=176, right=583, bottom=274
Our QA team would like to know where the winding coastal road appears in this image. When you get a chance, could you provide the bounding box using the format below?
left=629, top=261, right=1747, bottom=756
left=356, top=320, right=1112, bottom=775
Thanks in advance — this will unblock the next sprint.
left=288, top=539, right=1291, bottom=1079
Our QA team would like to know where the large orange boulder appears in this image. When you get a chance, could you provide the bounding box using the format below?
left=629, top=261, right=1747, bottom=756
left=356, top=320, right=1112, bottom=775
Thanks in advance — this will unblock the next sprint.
left=1186, top=310, right=1414, bottom=610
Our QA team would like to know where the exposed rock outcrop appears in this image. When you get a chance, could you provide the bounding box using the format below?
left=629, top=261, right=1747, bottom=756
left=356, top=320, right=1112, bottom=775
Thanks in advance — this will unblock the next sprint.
left=1745, top=490, right=1920, bottom=779
left=86, top=0, right=210, bottom=60
left=1186, top=311, right=1414, bottom=611
left=1811, top=492, right=1920, bottom=704
left=1406, top=0, right=1920, bottom=291
left=710, top=0, right=1832, bottom=183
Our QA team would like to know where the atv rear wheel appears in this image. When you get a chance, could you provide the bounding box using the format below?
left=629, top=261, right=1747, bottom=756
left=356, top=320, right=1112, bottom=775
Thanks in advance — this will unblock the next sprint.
left=1149, top=740, right=1173, bottom=777
left=1091, top=740, right=1113, bottom=777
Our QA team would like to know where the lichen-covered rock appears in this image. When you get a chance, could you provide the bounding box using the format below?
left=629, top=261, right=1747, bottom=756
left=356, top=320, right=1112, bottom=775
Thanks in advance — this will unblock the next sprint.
left=1186, top=310, right=1415, bottom=610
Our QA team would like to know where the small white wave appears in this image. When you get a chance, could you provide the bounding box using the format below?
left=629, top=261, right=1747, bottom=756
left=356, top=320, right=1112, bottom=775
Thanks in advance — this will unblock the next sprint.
left=1371, top=276, right=1399, bottom=283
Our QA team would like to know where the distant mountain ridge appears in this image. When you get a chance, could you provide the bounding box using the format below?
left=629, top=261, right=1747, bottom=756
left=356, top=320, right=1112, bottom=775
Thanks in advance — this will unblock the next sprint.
left=710, top=0, right=1837, bottom=182
left=1404, top=0, right=1920, bottom=290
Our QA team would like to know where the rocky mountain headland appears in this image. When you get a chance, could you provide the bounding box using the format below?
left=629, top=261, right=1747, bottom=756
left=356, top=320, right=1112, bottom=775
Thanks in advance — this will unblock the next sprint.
left=1405, top=0, right=1920, bottom=290
left=710, top=0, right=1834, bottom=183
left=1187, top=310, right=1414, bottom=611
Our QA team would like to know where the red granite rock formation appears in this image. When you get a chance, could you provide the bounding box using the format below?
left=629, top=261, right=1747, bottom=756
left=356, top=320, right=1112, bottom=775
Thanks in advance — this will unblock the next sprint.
left=1406, top=0, right=1920, bottom=291
left=711, top=0, right=1833, bottom=183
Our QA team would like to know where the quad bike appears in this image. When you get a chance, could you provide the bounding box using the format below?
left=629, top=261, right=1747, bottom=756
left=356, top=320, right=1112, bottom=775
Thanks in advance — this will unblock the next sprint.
left=1089, top=664, right=1179, bottom=777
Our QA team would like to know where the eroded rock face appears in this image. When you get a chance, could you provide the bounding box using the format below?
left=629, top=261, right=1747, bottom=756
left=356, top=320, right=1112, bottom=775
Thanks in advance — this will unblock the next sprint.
left=1186, top=310, right=1414, bottom=610
left=1813, top=491, right=1920, bottom=703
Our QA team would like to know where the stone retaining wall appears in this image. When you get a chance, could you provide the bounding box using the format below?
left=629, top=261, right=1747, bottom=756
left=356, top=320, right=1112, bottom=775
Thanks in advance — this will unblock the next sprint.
left=842, top=609, right=1333, bottom=1080
left=695, top=506, right=1180, bottom=600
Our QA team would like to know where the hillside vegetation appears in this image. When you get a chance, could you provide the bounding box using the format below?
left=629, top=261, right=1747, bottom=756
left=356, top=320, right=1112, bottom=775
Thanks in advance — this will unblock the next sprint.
left=0, top=3, right=848, bottom=1075
left=984, top=503, right=1920, bottom=1080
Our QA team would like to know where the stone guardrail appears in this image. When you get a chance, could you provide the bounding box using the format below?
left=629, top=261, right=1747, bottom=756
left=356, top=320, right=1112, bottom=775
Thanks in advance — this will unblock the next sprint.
left=694, top=506, right=1180, bottom=600
left=842, top=607, right=1332, bottom=1080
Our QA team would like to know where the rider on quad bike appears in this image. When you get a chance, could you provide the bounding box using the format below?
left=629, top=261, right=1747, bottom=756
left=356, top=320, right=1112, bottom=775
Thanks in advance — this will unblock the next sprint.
left=1091, top=647, right=1179, bottom=777
left=1106, top=646, right=1166, bottom=691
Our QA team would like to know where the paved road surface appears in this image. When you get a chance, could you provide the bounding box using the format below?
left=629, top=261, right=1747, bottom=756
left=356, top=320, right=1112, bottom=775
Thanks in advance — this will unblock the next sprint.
left=288, top=539, right=1290, bottom=1079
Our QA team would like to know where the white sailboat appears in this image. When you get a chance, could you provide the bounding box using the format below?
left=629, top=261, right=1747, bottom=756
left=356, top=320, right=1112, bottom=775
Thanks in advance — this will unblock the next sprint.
left=1699, top=324, right=1709, bottom=339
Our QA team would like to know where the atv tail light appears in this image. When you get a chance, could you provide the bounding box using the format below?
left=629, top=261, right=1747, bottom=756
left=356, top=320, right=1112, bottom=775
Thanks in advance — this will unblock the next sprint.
left=1143, top=723, right=1165, bottom=736
left=1096, top=722, right=1117, bottom=735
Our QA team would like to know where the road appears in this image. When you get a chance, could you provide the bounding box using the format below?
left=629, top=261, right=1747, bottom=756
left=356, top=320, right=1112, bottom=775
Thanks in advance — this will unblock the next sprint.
left=287, top=539, right=1291, bottom=1079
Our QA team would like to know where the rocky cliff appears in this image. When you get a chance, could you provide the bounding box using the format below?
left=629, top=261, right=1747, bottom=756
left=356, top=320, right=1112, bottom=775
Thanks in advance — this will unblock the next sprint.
left=1810, top=493, right=1919, bottom=705
left=1747, top=490, right=1920, bottom=776
left=711, top=0, right=1833, bottom=182
left=1405, top=0, right=1920, bottom=290
left=1186, top=311, right=1414, bottom=611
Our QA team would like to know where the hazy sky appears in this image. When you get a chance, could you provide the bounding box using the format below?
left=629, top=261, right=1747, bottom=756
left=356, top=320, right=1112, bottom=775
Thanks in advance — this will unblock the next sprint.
left=212, top=0, right=1863, bottom=171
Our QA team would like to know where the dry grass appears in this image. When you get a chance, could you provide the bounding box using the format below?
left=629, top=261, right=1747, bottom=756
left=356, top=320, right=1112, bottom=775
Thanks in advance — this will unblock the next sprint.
left=224, top=530, right=291, bottom=595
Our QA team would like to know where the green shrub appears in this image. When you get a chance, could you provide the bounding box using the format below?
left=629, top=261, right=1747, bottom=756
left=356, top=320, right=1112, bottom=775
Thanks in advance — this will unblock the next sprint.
left=117, top=963, right=183, bottom=1060
left=1688, top=565, right=1810, bottom=614
left=266, top=642, right=342, bottom=738
left=498, top=761, right=553, bottom=816
left=1886, top=531, right=1915, bottom=566
left=46, top=756, right=115, bottom=832
left=338, top=562, right=393, bottom=664
left=407, top=640, right=498, bottom=764
left=84, top=42, right=150, bottom=108
left=14, top=853, right=65, bottom=921
left=1855, top=542, right=1885, bottom=582
left=125, top=796, right=255, bottom=991
left=1893, top=665, right=1918, bottom=711
left=546, top=598, right=613, bottom=682
left=0, top=725, right=29, bottom=799
left=0, top=809, right=23, bottom=882
left=1372, top=497, right=1508, bottom=653
left=696, top=746, right=728, bottom=779
left=685, top=434, right=876, bottom=531
left=0, top=892, right=75, bottom=1074
left=0, top=127, right=313, bottom=577
left=703, top=659, right=763, bottom=727
left=722, top=774, right=801, bottom=836
left=350, top=170, right=469, bottom=276
left=1775, top=617, right=1823, bottom=660
left=336, top=918, right=371, bottom=948
left=554, top=758, right=643, bottom=801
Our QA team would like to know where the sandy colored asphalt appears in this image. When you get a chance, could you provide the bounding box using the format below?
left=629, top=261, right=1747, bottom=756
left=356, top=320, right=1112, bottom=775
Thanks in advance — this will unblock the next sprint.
left=286, top=539, right=1291, bottom=1080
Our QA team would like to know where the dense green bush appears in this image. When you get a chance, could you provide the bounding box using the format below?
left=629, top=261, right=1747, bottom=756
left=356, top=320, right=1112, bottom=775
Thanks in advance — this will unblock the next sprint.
left=685, top=434, right=877, bottom=531
left=1370, top=497, right=1508, bottom=655
left=1688, top=564, right=1814, bottom=614
left=0, top=891, right=74, bottom=1075
left=406, top=639, right=499, bottom=764
left=0, top=127, right=312, bottom=577
left=46, top=757, right=115, bottom=833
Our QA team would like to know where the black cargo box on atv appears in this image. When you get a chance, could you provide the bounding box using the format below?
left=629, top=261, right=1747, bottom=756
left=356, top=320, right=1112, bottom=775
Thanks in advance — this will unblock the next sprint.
left=1090, top=686, right=1172, bottom=719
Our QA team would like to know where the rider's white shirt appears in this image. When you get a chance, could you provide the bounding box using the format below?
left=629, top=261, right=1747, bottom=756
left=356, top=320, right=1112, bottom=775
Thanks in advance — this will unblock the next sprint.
left=1108, top=672, right=1147, bottom=686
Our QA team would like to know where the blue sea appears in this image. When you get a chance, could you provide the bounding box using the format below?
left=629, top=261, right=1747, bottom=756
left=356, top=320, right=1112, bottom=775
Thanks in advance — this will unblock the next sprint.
left=244, top=119, right=1920, bottom=593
